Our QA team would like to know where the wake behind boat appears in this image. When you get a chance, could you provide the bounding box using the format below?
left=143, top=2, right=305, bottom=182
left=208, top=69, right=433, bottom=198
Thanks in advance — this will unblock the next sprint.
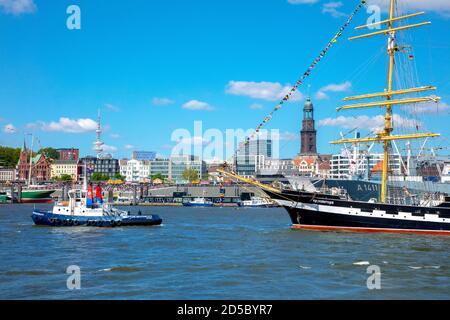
left=31, top=183, right=162, bottom=228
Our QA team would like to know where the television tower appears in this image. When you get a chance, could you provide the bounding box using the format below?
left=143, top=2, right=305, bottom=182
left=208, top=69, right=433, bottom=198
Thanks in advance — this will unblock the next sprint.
left=94, top=109, right=104, bottom=157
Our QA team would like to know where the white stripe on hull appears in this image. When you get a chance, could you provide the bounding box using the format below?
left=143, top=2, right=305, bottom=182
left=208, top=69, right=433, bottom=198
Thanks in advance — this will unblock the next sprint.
left=275, top=199, right=450, bottom=224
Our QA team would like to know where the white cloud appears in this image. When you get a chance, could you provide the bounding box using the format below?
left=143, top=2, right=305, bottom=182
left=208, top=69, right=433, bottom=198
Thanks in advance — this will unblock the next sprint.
left=319, top=114, right=421, bottom=133
left=322, top=1, right=346, bottom=18
left=250, top=103, right=264, bottom=110
left=124, top=144, right=136, bottom=150
left=182, top=100, right=214, bottom=111
left=152, top=97, right=175, bottom=106
left=367, top=0, right=450, bottom=18
left=0, top=0, right=36, bottom=15
left=176, top=136, right=211, bottom=146
left=39, top=117, right=97, bottom=133
left=272, top=131, right=298, bottom=141
left=110, top=133, right=120, bottom=139
left=226, top=81, right=303, bottom=102
left=3, top=123, right=16, bottom=134
left=102, top=145, right=117, bottom=153
left=315, top=81, right=352, bottom=100
left=287, top=0, right=319, bottom=4
left=315, top=91, right=329, bottom=100
left=402, top=102, right=450, bottom=115
left=104, top=103, right=120, bottom=112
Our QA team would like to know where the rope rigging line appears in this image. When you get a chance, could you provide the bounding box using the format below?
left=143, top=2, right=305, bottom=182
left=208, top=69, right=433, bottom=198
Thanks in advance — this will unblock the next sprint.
left=236, top=0, right=368, bottom=153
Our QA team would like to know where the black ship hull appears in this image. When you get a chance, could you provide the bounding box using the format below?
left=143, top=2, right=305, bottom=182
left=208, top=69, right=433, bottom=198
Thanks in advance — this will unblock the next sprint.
left=265, top=189, right=450, bottom=235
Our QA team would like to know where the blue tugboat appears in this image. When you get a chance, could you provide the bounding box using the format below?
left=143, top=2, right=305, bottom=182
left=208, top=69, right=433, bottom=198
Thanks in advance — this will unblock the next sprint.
left=31, top=183, right=162, bottom=228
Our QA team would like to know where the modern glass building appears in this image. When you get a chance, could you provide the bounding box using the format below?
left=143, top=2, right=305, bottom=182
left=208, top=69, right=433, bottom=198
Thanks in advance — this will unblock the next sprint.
left=149, top=159, right=171, bottom=179
left=132, top=151, right=157, bottom=161
left=235, top=139, right=272, bottom=177
left=147, top=155, right=206, bottom=183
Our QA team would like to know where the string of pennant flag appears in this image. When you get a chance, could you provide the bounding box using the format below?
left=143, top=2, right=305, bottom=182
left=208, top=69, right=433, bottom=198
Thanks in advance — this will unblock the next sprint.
left=241, top=0, right=367, bottom=147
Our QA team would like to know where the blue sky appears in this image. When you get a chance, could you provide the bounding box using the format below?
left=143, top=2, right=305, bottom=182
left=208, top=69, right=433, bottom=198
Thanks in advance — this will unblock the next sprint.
left=0, top=0, right=449, bottom=160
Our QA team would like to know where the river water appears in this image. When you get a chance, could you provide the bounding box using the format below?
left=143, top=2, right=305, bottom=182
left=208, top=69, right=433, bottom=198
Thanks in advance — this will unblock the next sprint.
left=0, top=204, right=448, bottom=299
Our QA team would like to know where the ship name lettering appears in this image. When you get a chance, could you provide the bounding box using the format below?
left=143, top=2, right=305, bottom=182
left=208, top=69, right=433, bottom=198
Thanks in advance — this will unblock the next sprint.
left=313, top=199, right=334, bottom=205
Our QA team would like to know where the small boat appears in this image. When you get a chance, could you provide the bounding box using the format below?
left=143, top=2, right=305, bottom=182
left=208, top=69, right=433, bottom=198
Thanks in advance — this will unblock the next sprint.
left=0, top=192, right=7, bottom=204
left=31, top=184, right=162, bottom=228
left=183, top=197, right=214, bottom=207
left=241, top=197, right=275, bottom=208
left=7, top=188, right=55, bottom=203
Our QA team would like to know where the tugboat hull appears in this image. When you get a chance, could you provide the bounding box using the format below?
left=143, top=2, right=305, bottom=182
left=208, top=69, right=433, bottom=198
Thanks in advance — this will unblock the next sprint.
left=265, top=190, right=450, bottom=235
left=31, top=210, right=162, bottom=228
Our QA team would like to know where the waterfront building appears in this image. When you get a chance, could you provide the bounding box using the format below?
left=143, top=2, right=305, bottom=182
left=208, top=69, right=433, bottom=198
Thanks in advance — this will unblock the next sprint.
left=236, top=139, right=272, bottom=177
left=56, top=148, right=79, bottom=161
left=442, top=160, right=450, bottom=183
left=259, top=158, right=296, bottom=176
left=79, top=156, right=119, bottom=183
left=119, top=159, right=128, bottom=178
left=149, top=158, right=171, bottom=180
left=329, top=152, right=402, bottom=179
left=0, top=168, right=16, bottom=182
left=146, top=155, right=206, bottom=184
left=50, top=160, right=78, bottom=181
left=205, top=159, right=227, bottom=183
left=169, top=155, right=205, bottom=183
left=292, top=154, right=332, bottom=177
left=132, top=151, right=156, bottom=161
left=17, top=143, right=52, bottom=182
left=293, top=155, right=317, bottom=176
left=119, top=159, right=151, bottom=183
left=316, top=155, right=332, bottom=178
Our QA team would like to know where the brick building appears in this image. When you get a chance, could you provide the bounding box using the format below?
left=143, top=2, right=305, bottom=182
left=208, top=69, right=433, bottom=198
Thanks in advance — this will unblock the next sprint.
left=57, top=148, right=79, bottom=161
left=17, top=144, right=51, bottom=182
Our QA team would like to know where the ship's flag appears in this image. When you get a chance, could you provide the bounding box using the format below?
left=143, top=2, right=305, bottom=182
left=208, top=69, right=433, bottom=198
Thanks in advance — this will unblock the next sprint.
left=95, top=185, right=103, bottom=204
left=87, top=183, right=94, bottom=207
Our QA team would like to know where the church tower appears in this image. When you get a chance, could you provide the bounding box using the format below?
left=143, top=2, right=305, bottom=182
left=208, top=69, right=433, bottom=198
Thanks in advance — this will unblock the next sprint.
left=300, top=97, right=317, bottom=155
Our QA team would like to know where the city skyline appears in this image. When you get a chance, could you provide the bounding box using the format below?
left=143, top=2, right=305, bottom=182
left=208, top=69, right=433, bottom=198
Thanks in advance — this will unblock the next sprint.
left=1, top=0, right=449, bottom=160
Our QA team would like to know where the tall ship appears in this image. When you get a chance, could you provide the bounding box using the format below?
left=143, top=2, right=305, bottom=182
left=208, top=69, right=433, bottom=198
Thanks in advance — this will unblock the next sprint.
left=220, top=0, right=450, bottom=235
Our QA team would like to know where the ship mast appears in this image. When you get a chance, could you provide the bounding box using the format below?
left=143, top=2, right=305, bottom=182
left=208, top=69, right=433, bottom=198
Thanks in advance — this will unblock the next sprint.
left=382, top=0, right=396, bottom=204
left=330, top=0, right=440, bottom=203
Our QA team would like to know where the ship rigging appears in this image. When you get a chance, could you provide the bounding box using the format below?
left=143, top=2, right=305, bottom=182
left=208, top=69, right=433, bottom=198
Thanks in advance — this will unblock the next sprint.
left=219, top=0, right=450, bottom=235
